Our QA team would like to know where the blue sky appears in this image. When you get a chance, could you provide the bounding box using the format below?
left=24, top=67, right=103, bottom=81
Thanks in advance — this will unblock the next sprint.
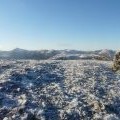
left=0, top=0, right=120, bottom=50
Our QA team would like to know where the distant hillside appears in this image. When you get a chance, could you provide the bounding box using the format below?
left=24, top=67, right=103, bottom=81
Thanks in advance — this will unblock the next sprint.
left=0, top=48, right=116, bottom=60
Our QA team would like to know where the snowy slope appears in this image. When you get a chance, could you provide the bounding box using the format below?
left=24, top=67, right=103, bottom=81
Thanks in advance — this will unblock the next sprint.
left=0, top=60, right=120, bottom=119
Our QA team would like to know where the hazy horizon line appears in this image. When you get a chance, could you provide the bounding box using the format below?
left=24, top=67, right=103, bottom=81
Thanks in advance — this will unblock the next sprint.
left=0, top=47, right=117, bottom=52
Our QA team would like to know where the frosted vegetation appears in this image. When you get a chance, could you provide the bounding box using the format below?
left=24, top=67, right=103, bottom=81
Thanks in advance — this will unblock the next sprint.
left=0, top=60, right=120, bottom=120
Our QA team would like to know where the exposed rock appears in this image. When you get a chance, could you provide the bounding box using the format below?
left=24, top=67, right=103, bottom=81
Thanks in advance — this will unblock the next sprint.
left=113, top=51, right=120, bottom=71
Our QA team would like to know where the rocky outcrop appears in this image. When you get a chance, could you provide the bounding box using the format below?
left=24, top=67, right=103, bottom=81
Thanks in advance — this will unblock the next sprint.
left=113, top=51, right=120, bottom=71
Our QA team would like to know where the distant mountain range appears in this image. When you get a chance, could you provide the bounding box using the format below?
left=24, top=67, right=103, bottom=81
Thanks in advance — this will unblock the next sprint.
left=0, top=48, right=116, bottom=60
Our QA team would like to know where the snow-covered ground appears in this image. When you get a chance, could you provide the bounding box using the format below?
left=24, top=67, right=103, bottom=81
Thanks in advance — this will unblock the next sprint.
left=0, top=60, right=120, bottom=120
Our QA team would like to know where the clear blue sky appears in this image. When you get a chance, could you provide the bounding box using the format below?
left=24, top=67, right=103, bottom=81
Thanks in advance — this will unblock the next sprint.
left=0, top=0, right=120, bottom=50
